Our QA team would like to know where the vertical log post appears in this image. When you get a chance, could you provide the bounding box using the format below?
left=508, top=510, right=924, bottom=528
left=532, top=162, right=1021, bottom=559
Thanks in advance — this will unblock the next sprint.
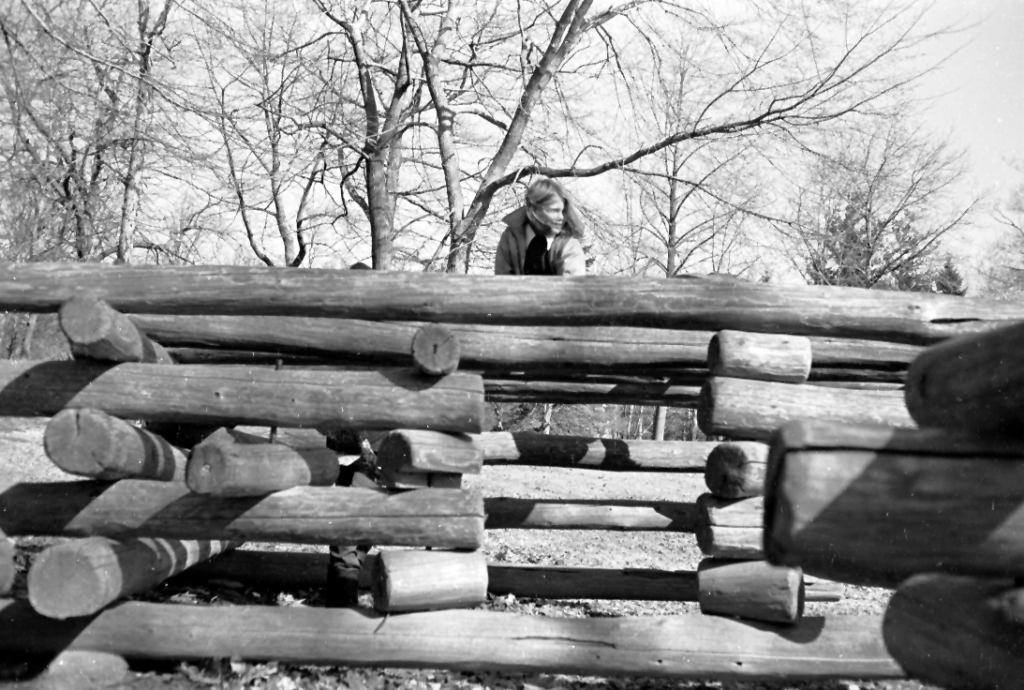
left=0, top=528, right=14, bottom=596
left=708, top=331, right=812, bottom=383
left=27, top=537, right=236, bottom=619
left=44, top=408, right=187, bottom=481
left=372, top=550, right=488, bottom=613
left=697, top=558, right=803, bottom=624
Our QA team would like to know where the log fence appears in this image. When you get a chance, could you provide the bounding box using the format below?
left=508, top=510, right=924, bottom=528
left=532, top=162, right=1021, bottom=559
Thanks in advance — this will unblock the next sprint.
left=4, top=263, right=1019, bottom=685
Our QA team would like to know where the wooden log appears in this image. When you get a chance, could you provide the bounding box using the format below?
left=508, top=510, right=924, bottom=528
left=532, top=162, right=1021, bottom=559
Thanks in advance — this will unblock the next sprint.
left=480, top=432, right=714, bottom=471
left=3, top=262, right=1019, bottom=344
left=411, top=324, right=461, bottom=376
left=0, top=598, right=904, bottom=679
left=377, top=429, right=483, bottom=474
left=44, top=408, right=186, bottom=481
left=27, top=536, right=235, bottom=619
left=704, top=442, right=770, bottom=498
left=695, top=494, right=765, bottom=559
left=764, top=420, right=1024, bottom=586
left=905, top=321, right=1024, bottom=436
left=884, top=574, right=1024, bottom=690
left=484, top=379, right=701, bottom=406
left=59, top=294, right=174, bottom=364
left=372, top=550, right=488, bottom=613
left=0, top=528, right=13, bottom=596
left=698, top=377, right=914, bottom=440
left=484, top=497, right=697, bottom=531
left=698, top=559, right=803, bottom=624
left=0, top=360, right=485, bottom=433
left=154, top=320, right=920, bottom=375
left=7, top=651, right=129, bottom=690
left=379, top=469, right=462, bottom=490
left=186, top=434, right=339, bottom=496
left=0, top=481, right=485, bottom=548
left=173, top=548, right=844, bottom=603
left=708, top=331, right=812, bottom=384
left=695, top=526, right=764, bottom=560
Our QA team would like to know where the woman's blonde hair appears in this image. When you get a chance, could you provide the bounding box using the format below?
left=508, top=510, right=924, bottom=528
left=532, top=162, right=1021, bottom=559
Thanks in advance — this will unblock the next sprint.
left=526, top=177, right=586, bottom=239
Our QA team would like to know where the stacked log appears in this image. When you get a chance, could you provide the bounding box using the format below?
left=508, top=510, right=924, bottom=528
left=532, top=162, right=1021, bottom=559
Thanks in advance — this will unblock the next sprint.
left=27, top=537, right=235, bottom=619
left=0, top=528, right=13, bottom=596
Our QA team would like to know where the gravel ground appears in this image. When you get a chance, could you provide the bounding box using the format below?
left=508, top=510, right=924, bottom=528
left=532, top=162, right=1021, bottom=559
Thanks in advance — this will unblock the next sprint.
left=0, top=418, right=938, bottom=690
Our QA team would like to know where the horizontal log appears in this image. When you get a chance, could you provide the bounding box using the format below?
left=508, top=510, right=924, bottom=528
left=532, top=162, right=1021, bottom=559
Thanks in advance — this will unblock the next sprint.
left=698, top=377, right=914, bottom=440
left=379, top=468, right=462, bottom=490
left=4, top=262, right=1017, bottom=344
left=484, top=498, right=697, bottom=531
left=883, top=574, right=1024, bottom=690
left=708, top=331, right=812, bottom=384
left=697, top=494, right=764, bottom=528
left=0, top=481, right=484, bottom=548
left=60, top=295, right=173, bottom=364
left=11, top=651, right=129, bottom=689
left=695, top=525, right=764, bottom=560
left=186, top=435, right=339, bottom=496
left=44, top=408, right=186, bottom=481
left=0, top=598, right=904, bottom=679
left=411, top=324, right=461, bottom=376
left=0, top=360, right=484, bottom=432
left=698, top=559, right=803, bottom=624
left=372, top=550, right=488, bottom=613
left=377, top=430, right=483, bottom=474
left=764, top=423, right=1024, bottom=585
left=905, top=321, right=1024, bottom=436
left=174, top=548, right=844, bottom=603
left=479, top=432, right=713, bottom=471
left=484, top=379, right=701, bottom=406
left=27, top=537, right=234, bottom=619
left=704, top=442, right=770, bottom=498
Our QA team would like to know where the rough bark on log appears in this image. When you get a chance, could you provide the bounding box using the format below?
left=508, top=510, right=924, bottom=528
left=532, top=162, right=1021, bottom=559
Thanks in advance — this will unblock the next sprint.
left=0, top=360, right=484, bottom=433
left=708, top=331, right=812, bottom=384
left=27, top=537, right=235, bottom=619
left=705, top=442, right=770, bottom=498
left=698, top=377, right=914, bottom=440
left=186, top=434, right=339, bottom=496
left=484, top=379, right=701, bottom=406
left=884, top=574, right=1024, bottom=690
left=764, top=421, right=1024, bottom=585
left=0, top=481, right=485, bottom=548
left=484, top=497, right=697, bottom=531
left=698, top=559, right=803, bottom=624
left=0, top=598, right=904, bottom=679
left=3, top=262, right=1018, bottom=344
left=44, top=408, right=186, bottom=481
left=59, top=295, right=173, bottom=364
left=377, top=430, right=483, bottom=474
left=411, top=324, right=461, bottom=376
left=905, top=321, right=1024, bottom=436
left=0, top=528, right=13, bottom=596
left=479, top=432, right=714, bottom=471
left=372, top=550, right=488, bottom=613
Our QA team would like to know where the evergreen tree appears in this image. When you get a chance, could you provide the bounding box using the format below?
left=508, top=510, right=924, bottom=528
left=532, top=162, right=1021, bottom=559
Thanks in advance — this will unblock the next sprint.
left=934, top=257, right=967, bottom=296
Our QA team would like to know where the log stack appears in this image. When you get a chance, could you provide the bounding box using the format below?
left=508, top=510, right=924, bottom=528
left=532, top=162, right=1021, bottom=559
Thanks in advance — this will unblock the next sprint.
left=763, top=321, right=1024, bottom=688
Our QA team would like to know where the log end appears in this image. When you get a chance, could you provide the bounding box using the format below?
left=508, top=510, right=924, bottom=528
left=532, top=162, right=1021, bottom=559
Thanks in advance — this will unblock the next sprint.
left=411, top=324, right=461, bottom=376
left=28, top=540, right=114, bottom=619
left=44, top=408, right=127, bottom=479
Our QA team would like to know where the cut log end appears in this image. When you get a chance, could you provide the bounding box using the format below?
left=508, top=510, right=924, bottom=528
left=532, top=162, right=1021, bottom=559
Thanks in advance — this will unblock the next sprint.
left=704, top=442, right=770, bottom=498
left=60, top=294, right=145, bottom=362
left=28, top=541, right=112, bottom=619
left=411, top=324, right=461, bottom=376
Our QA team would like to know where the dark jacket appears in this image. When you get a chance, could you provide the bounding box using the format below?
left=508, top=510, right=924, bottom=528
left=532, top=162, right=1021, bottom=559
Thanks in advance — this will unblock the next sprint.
left=494, top=207, right=586, bottom=276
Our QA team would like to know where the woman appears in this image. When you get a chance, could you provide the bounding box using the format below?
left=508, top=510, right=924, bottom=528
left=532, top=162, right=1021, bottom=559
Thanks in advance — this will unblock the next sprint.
left=494, top=177, right=586, bottom=275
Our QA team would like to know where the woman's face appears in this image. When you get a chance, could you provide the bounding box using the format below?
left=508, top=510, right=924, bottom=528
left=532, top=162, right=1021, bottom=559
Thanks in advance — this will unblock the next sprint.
left=531, top=195, right=565, bottom=233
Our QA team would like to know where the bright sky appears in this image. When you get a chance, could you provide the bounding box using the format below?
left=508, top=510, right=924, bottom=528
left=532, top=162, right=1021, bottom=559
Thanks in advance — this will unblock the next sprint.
left=916, top=0, right=1024, bottom=287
